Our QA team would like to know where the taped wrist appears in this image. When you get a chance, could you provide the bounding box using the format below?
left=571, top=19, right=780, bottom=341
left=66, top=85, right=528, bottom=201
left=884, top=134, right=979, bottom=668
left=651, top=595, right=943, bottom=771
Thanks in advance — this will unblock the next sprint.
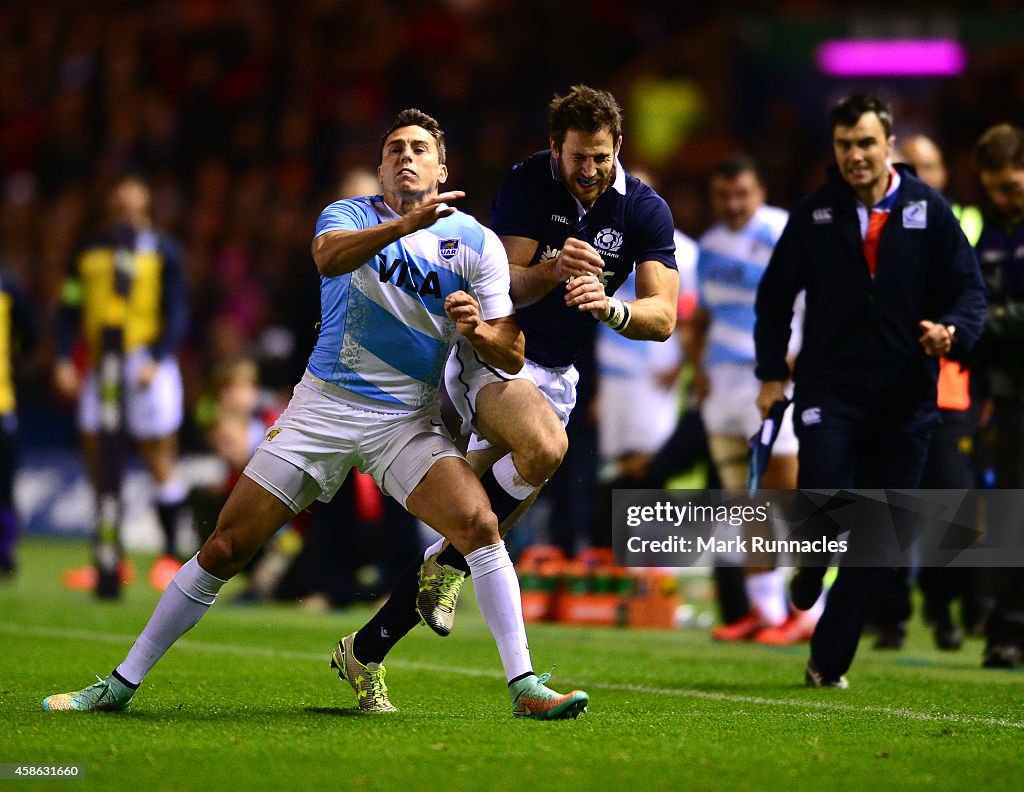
left=601, top=297, right=632, bottom=333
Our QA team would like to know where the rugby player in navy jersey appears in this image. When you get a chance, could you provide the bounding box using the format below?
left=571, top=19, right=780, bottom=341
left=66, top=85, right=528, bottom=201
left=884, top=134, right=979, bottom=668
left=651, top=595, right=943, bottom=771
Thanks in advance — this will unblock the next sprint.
left=42, top=109, right=588, bottom=720
left=348, top=86, right=680, bottom=672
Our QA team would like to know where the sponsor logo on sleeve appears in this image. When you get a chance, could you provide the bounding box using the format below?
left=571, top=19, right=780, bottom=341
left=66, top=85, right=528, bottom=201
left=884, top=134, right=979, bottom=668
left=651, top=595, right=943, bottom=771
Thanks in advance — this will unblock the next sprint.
left=539, top=245, right=560, bottom=263
left=800, top=407, right=822, bottom=426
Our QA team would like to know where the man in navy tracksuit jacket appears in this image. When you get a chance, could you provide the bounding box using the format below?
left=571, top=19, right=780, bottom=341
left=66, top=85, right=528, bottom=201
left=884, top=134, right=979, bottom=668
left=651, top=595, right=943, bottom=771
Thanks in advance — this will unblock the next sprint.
left=754, top=93, right=986, bottom=687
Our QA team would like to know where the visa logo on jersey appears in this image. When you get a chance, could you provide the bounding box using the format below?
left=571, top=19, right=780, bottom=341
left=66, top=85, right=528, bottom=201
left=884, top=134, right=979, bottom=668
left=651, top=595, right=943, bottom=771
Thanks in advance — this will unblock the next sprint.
left=439, top=238, right=460, bottom=260
left=376, top=255, right=442, bottom=298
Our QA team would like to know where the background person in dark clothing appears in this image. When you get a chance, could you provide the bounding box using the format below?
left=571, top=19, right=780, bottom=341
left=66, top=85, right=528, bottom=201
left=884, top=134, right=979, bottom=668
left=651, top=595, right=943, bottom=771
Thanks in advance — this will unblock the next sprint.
left=55, top=175, right=191, bottom=592
left=0, top=266, right=36, bottom=578
left=866, top=134, right=988, bottom=652
left=971, top=122, right=1024, bottom=669
left=754, top=92, right=987, bottom=688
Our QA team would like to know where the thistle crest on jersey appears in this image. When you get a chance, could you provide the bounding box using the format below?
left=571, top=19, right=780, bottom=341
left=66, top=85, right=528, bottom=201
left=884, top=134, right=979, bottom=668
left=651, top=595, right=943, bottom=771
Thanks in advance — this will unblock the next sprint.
left=593, top=228, right=624, bottom=254
left=439, top=238, right=460, bottom=260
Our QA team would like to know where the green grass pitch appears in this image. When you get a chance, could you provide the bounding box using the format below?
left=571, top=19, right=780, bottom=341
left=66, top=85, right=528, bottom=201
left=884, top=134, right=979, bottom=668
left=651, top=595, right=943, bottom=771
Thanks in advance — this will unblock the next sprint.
left=1, top=538, right=1021, bottom=791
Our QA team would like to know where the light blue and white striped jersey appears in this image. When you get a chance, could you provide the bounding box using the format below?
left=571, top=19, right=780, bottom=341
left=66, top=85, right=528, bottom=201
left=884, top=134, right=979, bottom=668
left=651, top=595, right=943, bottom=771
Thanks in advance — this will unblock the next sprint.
left=308, top=195, right=514, bottom=410
left=697, top=205, right=801, bottom=367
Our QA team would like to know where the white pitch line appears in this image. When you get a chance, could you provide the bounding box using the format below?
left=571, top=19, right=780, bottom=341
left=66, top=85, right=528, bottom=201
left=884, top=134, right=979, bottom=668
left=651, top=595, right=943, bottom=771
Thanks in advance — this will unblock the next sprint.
left=5, top=622, right=1022, bottom=730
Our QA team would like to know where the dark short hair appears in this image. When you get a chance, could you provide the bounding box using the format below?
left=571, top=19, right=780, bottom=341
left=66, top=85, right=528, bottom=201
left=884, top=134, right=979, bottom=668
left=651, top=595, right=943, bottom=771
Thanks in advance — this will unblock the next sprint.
left=380, top=108, right=446, bottom=165
left=548, top=85, right=623, bottom=149
left=972, top=123, right=1024, bottom=172
left=710, top=152, right=763, bottom=183
left=828, top=92, right=894, bottom=138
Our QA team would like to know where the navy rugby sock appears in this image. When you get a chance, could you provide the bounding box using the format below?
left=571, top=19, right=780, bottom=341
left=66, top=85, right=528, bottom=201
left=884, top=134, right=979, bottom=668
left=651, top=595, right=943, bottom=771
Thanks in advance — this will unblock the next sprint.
left=352, top=556, right=423, bottom=664
left=154, top=481, right=188, bottom=559
left=155, top=501, right=184, bottom=558
left=110, top=669, right=139, bottom=690
left=353, top=454, right=540, bottom=664
left=479, top=468, right=522, bottom=526
left=437, top=543, right=471, bottom=574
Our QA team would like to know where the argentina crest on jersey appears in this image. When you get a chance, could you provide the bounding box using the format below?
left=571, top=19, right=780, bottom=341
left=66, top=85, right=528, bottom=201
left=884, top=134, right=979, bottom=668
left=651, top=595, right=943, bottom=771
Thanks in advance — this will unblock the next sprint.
left=438, top=238, right=461, bottom=260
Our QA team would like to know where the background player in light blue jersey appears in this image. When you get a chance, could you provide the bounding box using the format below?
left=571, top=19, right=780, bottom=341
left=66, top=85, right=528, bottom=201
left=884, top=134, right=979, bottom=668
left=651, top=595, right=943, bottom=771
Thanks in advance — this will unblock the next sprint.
left=42, top=109, right=588, bottom=721
left=596, top=229, right=697, bottom=472
left=595, top=165, right=699, bottom=485
left=692, top=154, right=817, bottom=646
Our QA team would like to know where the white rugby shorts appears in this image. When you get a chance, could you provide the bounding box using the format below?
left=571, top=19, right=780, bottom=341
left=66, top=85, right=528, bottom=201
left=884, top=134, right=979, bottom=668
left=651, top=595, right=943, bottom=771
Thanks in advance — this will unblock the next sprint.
left=598, top=376, right=681, bottom=460
left=700, top=362, right=798, bottom=455
left=444, top=340, right=578, bottom=453
left=244, top=371, right=464, bottom=512
left=77, top=350, right=183, bottom=439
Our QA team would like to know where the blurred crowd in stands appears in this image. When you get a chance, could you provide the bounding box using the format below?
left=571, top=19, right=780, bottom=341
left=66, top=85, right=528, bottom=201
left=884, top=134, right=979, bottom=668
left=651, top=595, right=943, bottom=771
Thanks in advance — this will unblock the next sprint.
left=2, top=2, right=1022, bottom=443
left=3, top=1, right=1024, bottom=622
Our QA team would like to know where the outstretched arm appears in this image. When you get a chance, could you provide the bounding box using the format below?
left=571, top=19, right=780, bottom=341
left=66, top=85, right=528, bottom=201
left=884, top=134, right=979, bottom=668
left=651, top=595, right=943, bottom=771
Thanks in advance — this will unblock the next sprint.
left=313, top=191, right=466, bottom=278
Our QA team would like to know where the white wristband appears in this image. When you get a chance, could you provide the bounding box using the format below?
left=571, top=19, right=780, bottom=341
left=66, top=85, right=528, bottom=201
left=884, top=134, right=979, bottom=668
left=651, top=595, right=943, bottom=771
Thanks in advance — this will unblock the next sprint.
left=601, top=297, right=631, bottom=333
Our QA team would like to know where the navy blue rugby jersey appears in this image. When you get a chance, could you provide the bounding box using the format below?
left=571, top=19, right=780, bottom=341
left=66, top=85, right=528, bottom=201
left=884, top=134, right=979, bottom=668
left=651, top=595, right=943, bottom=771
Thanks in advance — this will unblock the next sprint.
left=490, top=150, right=677, bottom=368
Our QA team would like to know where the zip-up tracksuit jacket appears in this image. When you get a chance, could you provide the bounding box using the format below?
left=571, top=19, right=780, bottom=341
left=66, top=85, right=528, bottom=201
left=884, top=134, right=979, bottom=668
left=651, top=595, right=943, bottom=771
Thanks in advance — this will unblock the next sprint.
left=755, top=164, right=986, bottom=416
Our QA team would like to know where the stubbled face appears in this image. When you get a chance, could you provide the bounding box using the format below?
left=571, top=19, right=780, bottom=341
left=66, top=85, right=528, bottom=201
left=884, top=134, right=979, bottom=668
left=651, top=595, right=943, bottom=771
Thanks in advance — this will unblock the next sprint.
left=979, top=165, right=1024, bottom=225
left=552, top=127, right=621, bottom=210
left=710, top=170, right=765, bottom=231
left=378, top=125, right=446, bottom=198
left=833, top=111, right=894, bottom=201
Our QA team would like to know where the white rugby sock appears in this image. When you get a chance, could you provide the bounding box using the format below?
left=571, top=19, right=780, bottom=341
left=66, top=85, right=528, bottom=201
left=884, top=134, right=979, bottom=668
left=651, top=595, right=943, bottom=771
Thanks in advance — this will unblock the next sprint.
left=747, top=569, right=787, bottom=626
left=492, top=454, right=538, bottom=499
left=423, top=538, right=445, bottom=563
left=155, top=479, right=188, bottom=505
left=465, top=541, right=533, bottom=682
left=115, top=555, right=227, bottom=686
left=479, top=454, right=539, bottom=525
left=805, top=589, right=826, bottom=620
